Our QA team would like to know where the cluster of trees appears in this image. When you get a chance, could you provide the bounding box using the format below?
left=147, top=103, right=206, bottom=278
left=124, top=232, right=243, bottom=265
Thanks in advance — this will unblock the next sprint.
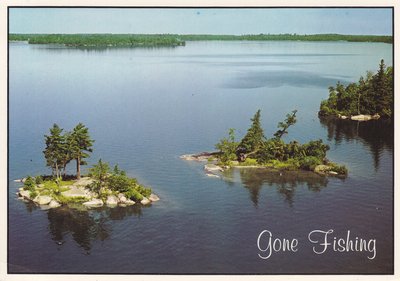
left=43, top=123, right=94, bottom=180
left=319, top=60, right=393, bottom=118
left=88, top=159, right=152, bottom=201
left=9, top=34, right=185, bottom=47
left=179, top=33, right=392, bottom=43
left=9, top=33, right=392, bottom=47
left=215, top=110, right=347, bottom=174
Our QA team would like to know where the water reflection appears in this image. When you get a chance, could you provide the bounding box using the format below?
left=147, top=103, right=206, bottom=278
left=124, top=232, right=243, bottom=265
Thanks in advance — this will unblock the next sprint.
left=222, top=168, right=328, bottom=207
left=319, top=117, right=393, bottom=169
left=35, top=204, right=143, bottom=254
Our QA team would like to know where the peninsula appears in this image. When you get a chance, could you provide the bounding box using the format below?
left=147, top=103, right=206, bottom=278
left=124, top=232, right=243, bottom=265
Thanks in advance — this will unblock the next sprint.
left=181, top=110, right=347, bottom=178
left=319, top=60, right=393, bottom=121
left=17, top=123, right=159, bottom=209
left=9, top=33, right=392, bottom=47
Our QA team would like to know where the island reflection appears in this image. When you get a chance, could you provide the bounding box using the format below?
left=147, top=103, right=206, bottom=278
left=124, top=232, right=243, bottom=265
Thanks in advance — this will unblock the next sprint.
left=222, top=168, right=329, bottom=207
left=22, top=201, right=145, bottom=254
left=319, top=117, right=393, bottom=170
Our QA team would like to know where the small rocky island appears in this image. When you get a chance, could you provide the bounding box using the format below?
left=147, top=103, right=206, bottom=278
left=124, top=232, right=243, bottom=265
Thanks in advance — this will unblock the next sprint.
left=181, top=110, right=348, bottom=178
left=16, top=123, right=159, bottom=209
left=319, top=59, right=393, bottom=121
left=16, top=174, right=159, bottom=209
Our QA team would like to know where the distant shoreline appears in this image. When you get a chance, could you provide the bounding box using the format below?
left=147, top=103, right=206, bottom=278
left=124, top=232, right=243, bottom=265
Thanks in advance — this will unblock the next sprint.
left=8, top=33, right=393, bottom=47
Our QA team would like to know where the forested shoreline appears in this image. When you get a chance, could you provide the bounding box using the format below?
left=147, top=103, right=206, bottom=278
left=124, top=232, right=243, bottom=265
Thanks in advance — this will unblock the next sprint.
left=9, top=33, right=393, bottom=47
left=319, top=60, right=393, bottom=119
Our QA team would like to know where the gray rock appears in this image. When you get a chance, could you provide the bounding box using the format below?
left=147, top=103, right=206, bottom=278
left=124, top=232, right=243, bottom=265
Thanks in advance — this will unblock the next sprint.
left=314, top=165, right=331, bottom=175
left=141, top=197, right=151, bottom=205
left=19, top=190, right=31, bottom=199
left=118, top=193, right=127, bottom=203
left=106, top=195, right=119, bottom=206
left=35, top=195, right=52, bottom=205
left=149, top=194, right=160, bottom=202
left=125, top=199, right=136, bottom=205
left=49, top=200, right=61, bottom=208
left=351, top=114, right=372, bottom=121
left=83, top=198, right=104, bottom=207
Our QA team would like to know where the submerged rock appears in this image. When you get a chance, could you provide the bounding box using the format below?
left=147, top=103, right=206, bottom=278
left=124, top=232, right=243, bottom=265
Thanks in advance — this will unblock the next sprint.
left=149, top=194, right=160, bottom=202
left=83, top=198, right=104, bottom=208
left=204, top=164, right=224, bottom=172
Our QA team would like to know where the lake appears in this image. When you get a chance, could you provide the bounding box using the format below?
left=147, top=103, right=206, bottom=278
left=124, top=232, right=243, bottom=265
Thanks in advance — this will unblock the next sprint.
left=8, top=40, right=393, bottom=274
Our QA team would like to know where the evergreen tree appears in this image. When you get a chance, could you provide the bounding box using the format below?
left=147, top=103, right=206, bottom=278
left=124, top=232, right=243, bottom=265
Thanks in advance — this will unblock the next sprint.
left=69, top=123, right=94, bottom=180
left=237, top=110, right=265, bottom=157
left=43, top=124, right=66, bottom=179
left=273, top=110, right=297, bottom=139
left=215, top=128, right=238, bottom=164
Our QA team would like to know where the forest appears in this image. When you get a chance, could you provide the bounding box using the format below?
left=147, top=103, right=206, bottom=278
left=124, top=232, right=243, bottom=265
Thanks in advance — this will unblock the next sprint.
left=9, top=33, right=393, bottom=47
left=319, top=60, right=393, bottom=118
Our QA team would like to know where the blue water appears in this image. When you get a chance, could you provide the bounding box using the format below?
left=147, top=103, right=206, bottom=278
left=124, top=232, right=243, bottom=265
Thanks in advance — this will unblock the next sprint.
left=8, top=41, right=393, bottom=273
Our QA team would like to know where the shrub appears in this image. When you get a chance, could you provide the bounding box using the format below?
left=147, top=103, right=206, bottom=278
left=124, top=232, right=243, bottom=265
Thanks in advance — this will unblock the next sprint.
left=241, top=158, right=258, bottom=166
left=329, top=163, right=348, bottom=175
left=124, top=189, right=144, bottom=201
left=23, top=176, right=36, bottom=191
left=35, top=176, right=43, bottom=185
left=299, top=156, right=322, bottom=171
left=29, top=190, right=38, bottom=199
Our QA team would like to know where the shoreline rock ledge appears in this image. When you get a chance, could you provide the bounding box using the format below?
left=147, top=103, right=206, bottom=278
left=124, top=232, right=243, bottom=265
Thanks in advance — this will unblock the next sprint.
left=17, top=176, right=160, bottom=210
left=337, top=113, right=380, bottom=121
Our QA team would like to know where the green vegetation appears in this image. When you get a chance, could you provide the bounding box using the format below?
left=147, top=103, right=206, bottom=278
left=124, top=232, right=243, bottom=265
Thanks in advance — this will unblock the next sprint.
left=43, top=123, right=94, bottom=180
left=319, top=60, right=393, bottom=118
left=178, top=33, right=392, bottom=44
left=215, top=128, right=238, bottom=165
left=9, top=34, right=185, bottom=47
left=19, top=124, right=154, bottom=208
left=88, top=159, right=152, bottom=202
left=9, top=33, right=392, bottom=47
left=215, top=110, right=347, bottom=176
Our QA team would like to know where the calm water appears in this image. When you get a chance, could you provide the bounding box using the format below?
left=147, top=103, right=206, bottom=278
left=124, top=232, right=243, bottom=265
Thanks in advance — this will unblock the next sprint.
left=8, top=41, right=393, bottom=274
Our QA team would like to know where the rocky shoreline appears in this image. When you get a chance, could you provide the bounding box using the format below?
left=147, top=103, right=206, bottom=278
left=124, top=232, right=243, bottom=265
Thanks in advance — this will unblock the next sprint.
left=181, top=153, right=346, bottom=178
left=337, top=113, right=381, bottom=121
left=16, top=177, right=160, bottom=209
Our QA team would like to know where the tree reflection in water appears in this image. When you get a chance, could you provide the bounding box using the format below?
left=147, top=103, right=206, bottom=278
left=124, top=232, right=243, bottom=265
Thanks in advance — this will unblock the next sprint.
left=319, top=117, right=393, bottom=170
left=222, top=168, right=329, bottom=207
left=45, top=205, right=143, bottom=254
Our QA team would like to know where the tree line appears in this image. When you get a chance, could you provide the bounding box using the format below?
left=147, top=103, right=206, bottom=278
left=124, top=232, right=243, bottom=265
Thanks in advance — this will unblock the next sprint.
left=319, top=60, right=393, bottom=118
left=9, top=33, right=393, bottom=46
left=9, top=34, right=185, bottom=47
left=43, top=123, right=94, bottom=180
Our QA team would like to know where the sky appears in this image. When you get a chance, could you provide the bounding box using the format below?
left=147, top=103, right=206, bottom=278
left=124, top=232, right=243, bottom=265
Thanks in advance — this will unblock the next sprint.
left=9, top=8, right=393, bottom=35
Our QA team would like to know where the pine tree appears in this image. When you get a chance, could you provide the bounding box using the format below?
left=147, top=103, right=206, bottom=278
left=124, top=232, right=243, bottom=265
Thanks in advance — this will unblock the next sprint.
left=236, top=110, right=265, bottom=158
left=43, top=124, right=66, bottom=179
left=69, top=123, right=94, bottom=180
left=273, top=110, right=297, bottom=139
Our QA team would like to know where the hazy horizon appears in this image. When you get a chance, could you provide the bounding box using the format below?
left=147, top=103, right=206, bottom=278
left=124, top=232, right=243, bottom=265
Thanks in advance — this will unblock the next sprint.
left=9, top=8, right=392, bottom=36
